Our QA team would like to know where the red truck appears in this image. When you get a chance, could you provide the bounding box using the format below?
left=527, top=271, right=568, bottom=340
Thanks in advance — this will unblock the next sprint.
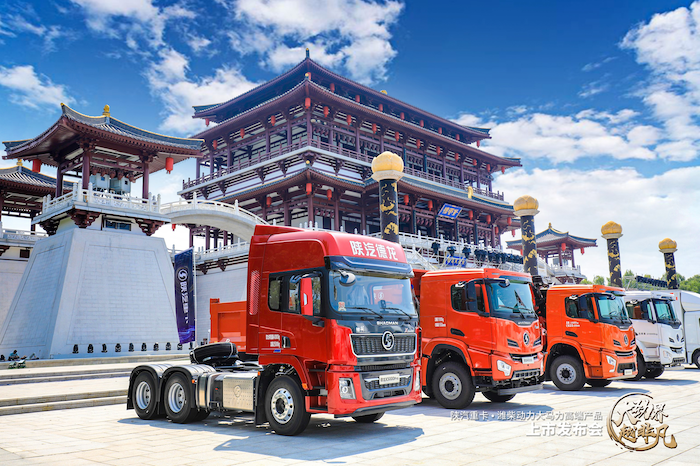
left=413, top=268, right=544, bottom=409
left=127, top=225, right=422, bottom=435
left=534, top=282, right=638, bottom=390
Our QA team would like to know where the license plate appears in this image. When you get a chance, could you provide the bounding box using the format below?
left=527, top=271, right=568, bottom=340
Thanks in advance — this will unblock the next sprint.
left=379, top=374, right=401, bottom=385
left=522, top=356, right=535, bottom=365
left=624, top=369, right=633, bottom=376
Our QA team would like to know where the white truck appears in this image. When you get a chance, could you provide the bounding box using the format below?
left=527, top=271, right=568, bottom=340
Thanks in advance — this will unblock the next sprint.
left=624, top=290, right=686, bottom=380
left=666, top=290, right=700, bottom=368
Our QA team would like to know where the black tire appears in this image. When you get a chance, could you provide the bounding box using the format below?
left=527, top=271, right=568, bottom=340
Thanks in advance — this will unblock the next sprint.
left=482, top=391, right=515, bottom=403
left=586, top=379, right=612, bottom=387
left=194, top=410, right=210, bottom=421
left=132, top=372, right=160, bottom=420
left=264, top=375, right=310, bottom=436
left=163, top=373, right=198, bottom=424
left=694, top=351, right=700, bottom=370
left=352, top=413, right=384, bottom=423
left=431, top=362, right=475, bottom=409
left=645, top=367, right=664, bottom=379
left=629, top=352, right=646, bottom=381
left=550, top=355, right=586, bottom=391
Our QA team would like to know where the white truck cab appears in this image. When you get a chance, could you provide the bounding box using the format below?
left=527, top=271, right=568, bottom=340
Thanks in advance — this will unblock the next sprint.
left=624, top=290, right=686, bottom=380
left=666, top=290, right=700, bottom=368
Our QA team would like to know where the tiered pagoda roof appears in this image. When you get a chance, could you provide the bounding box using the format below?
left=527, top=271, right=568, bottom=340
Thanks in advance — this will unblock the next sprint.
left=0, top=164, right=75, bottom=218
left=506, top=224, right=597, bottom=252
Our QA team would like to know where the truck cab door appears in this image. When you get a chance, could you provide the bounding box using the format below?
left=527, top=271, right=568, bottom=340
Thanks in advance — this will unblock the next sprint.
left=449, top=280, right=493, bottom=371
left=627, top=300, right=659, bottom=357
left=280, top=274, right=327, bottom=360
left=564, top=295, right=602, bottom=366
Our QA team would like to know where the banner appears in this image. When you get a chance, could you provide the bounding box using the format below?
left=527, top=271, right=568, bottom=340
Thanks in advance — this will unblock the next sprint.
left=174, top=248, right=196, bottom=344
left=438, top=203, right=462, bottom=219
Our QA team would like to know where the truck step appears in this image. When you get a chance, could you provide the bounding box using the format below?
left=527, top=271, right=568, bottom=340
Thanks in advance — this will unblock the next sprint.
left=0, top=395, right=127, bottom=416
left=0, top=371, right=132, bottom=385
left=0, top=389, right=128, bottom=407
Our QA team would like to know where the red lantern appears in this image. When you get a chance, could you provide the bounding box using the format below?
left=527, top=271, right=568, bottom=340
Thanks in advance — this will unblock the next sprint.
left=477, top=140, right=480, bottom=148
left=346, top=114, right=352, bottom=126
left=165, top=156, right=174, bottom=174
left=403, top=194, right=409, bottom=205
left=456, top=134, right=460, bottom=141
left=468, top=210, right=473, bottom=220
left=395, top=131, right=400, bottom=142
left=31, top=159, right=41, bottom=173
left=326, top=189, right=332, bottom=200
left=378, top=103, right=383, bottom=112
left=419, top=119, right=424, bottom=127
left=330, top=83, right=335, bottom=92
left=304, top=97, right=311, bottom=110
left=400, top=112, right=405, bottom=120
left=271, top=115, right=276, bottom=126
left=428, top=200, right=433, bottom=210
left=205, top=118, right=210, bottom=127
left=240, top=128, right=245, bottom=139
left=306, top=182, right=312, bottom=196
left=486, top=214, right=491, bottom=224
left=266, top=196, right=272, bottom=207
left=581, top=248, right=585, bottom=255
left=501, top=167, right=506, bottom=174
left=473, top=159, right=478, bottom=166
left=355, top=95, right=360, bottom=103
left=372, top=123, right=377, bottom=134
left=323, top=106, right=329, bottom=118
left=172, top=224, right=176, bottom=231
left=437, top=147, right=442, bottom=156
left=561, top=243, right=567, bottom=251
left=212, top=140, right=218, bottom=150
left=507, top=217, right=512, bottom=226
left=512, top=230, right=516, bottom=237
left=495, top=226, right=499, bottom=235
left=416, top=139, right=421, bottom=149
left=438, top=127, right=442, bottom=135
left=487, top=164, right=491, bottom=172
left=455, top=153, right=460, bottom=162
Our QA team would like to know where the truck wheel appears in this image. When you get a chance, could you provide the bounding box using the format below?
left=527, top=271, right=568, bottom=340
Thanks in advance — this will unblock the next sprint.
left=265, top=375, right=310, bottom=436
left=194, top=410, right=210, bottom=421
left=586, top=379, right=611, bottom=387
left=629, top=352, right=646, bottom=381
left=432, top=362, right=475, bottom=409
left=352, top=413, right=384, bottom=423
left=132, top=372, right=160, bottom=420
left=645, top=368, right=664, bottom=379
left=550, top=356, right=585, bottom=391
left=692, top=350, right=700, bottom=370
left=482, top=391, right=515, bottom=403
left=163, top=373, right=198, bottom=424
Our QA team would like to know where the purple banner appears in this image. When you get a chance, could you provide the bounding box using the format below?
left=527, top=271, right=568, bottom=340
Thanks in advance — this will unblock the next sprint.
left=174, top=248, right=195, bottom=344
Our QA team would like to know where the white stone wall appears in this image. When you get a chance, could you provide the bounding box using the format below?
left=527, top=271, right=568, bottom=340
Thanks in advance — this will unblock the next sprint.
left=195, top=263, right=248, bottom=343
left=0, top=257, right=29, bottom=331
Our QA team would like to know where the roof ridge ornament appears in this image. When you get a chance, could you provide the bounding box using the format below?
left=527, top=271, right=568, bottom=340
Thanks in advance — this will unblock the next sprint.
left=306, top=47, right=310, bottom=59
left=102, top=105, right=110, bottom=117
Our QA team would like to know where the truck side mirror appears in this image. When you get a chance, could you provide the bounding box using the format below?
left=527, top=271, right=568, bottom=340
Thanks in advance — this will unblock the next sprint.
left=300, top=277, right=313, bottom=317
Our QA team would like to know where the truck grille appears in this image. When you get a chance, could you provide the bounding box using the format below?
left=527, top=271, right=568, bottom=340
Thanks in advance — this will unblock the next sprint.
left=618, top=362, right=636, bottom=372
left=512, top=369, right=540, bottom=380
left=363, top=375, right=411, bottom=390
left=615, top=350, right=635, bottom=358
left=357, top=363, right=411, bottom=372
left=510, top=353, right=538, bottom=363
left=351, top=334, right=416, bottom=356
left=671, top=347, right=684, bottom=354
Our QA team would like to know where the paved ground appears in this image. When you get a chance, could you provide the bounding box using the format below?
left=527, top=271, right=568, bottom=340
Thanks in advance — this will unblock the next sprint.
left=0, top=367, right=698, bottom=465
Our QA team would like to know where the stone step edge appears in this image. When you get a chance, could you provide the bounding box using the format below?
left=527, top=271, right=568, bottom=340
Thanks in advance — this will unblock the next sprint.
left=0, top=354, right=189, bottom=370
left=0, top=372, right=131, bottom=385
left=0, top=396, right=127, bottom=416
left=0, top=389, right=128, bottom=407
left=0, top=367, right=132, bottom=381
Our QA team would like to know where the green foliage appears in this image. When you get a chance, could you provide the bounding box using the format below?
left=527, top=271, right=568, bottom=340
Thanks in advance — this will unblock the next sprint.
left=593, top=276, right=605, bottom=285
left=580, top=279, right=592, bottom=284
left=680, top=275, right=700, bottom=293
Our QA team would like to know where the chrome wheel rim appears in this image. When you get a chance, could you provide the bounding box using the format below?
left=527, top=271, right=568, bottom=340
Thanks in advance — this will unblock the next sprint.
left=556, top=363, right=576, bottom=384
left=439, top=373, right=462, bottom=400
left=167, top=381, right=185, bottom=413
left=135, top=381, right=151, bottom=410
left=270, top=388, right=294, bottom=424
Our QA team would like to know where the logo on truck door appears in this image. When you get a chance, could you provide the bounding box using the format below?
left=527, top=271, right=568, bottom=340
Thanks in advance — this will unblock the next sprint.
left=382, top=331, right=395, bottom=351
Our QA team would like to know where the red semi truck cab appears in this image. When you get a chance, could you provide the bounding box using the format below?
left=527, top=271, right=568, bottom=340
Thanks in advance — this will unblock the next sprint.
left=413, top=268, right=544, bottom=409
left=128, top=225, right=422, bottom=435
left=536, top=283, right=638, bottom=390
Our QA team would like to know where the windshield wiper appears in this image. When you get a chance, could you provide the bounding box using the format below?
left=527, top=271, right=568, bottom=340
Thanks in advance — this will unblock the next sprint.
left=345, top=306, right=384, bottom=320
left=496, top=304, right=534, bottom=315
left=380, top=306, right=414, bottom=321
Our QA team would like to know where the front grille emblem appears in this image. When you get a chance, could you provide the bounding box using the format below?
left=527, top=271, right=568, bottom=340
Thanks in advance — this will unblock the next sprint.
left=624, top=335, right=629, bottom=345
left=523, top=332, right=530, bottom=346
left=382, top=331, right=395, bottom=351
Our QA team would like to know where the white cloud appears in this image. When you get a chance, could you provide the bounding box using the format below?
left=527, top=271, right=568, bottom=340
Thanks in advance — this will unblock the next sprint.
left=0, top=14, right=69, bottom=52
left=0, top=65, right=74, bottom=110
left=186, top=34, right=212, bottom=54
left=582, top=56, right=617, bottom=72
left=578, top=79, right=610, bottom=98
left=231, top=0, right=404, bottom=84
left=495, top=166, right=700, bottom=281
left=146, top=49, right=259, bottom=135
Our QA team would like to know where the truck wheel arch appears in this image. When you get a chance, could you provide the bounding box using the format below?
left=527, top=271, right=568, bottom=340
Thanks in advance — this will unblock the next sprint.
left=426, top=344, right=471, bottom=390
left=546, top=343, right=582, bottom=379
left=127, top=364, right=172, bottom=412
left=255, top=364, right=304, bottom=426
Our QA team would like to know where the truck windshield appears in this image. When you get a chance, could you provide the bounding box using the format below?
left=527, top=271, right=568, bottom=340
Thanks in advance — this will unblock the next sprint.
left=486, top=281, right=537, bottom=321
left=652, top=299, right=680, bottom=324
left=329, top=271, right=417, bottom=317
left=596, top=295, right=631, bottom=324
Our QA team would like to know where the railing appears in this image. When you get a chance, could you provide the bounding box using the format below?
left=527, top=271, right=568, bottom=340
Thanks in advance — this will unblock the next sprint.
left=39, top=183, right=161, bottom=220
left=182, top=137, right=505, bottom=201
left=550, top=264, right=583, bottom=276
left=0, top=226, right=48, bottom=243
left=195, top=240, right=250, bottom=263
left=160, top=197, right=268, bottom=225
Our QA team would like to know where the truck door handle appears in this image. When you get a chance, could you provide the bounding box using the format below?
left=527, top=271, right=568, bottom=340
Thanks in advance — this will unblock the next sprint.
left=282, top=336, right=291, bottom=348
left=565, top=331, right=578, bottom=338
left=450, top=328, right=465, bottom=337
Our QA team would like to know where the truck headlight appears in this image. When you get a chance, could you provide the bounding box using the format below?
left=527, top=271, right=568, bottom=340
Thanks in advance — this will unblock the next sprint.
left=339, top=378, right=356, bottom=400
left=414, top=367, right=421, bottom=392
left=606, top=355, right=616, bottom=373
left=496, top=360, right=512, bottom=377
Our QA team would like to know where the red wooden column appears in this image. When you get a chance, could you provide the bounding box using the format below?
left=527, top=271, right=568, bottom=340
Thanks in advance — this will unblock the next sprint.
left=308, top=191, right=314, bottom=227
left=205, top=226, right=211, bottom=250
left=227, top=137, right=233, bottom=168
left=141, top=154, right=151, bottom=199
left=571, top=249, right=576, bottom=268
left=189, top=228, right=194, bottom=248
left=81, top=151, right=91, bottom=190
left=360, top=194, right=366, bottom=234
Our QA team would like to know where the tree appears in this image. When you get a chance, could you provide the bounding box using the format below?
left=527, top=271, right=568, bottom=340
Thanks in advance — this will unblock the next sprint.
left=580, top=279, right=592, bottom=284
left=680, top=275, right=700, bottom=293
left=593, top=276, right=605, bottom=285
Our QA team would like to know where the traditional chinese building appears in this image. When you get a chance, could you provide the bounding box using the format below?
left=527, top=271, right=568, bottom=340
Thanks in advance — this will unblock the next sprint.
left=181, top=51, right=522, bottom=251
left=506, top=223, right=597, bottom=283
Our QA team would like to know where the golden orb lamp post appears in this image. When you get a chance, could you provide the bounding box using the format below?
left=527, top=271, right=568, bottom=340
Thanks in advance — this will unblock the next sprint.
left=659, top=238, right=679, bottom=289
left=601, top=221, right=623, bottom=287
left=371, top=151, right=404, bottom=243
left=513, top=195, right=539, bottom=277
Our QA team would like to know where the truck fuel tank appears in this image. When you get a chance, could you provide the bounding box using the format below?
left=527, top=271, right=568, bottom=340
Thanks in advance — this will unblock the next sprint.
left=199, top=371, right=258, bottom=412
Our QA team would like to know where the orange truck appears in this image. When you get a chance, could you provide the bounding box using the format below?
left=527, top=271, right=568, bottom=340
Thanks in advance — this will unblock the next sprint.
left=534, top=281, right=638, bottom=390
left=412, top=268, right=544, bottom=409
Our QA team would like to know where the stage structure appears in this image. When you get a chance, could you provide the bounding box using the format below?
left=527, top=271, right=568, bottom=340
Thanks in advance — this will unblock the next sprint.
left=506, top=223, right=597, bottom=283
left=0, top=104, right=203, bottom=358
left=181, top=51, right=522, bottom=254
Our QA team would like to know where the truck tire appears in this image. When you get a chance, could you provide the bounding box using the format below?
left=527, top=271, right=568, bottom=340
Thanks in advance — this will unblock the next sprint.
left=432, top=362, right=475, bottom=409
left=482, top=391, right=515, bottom=403
left=194, top=410, right=210, bottom=421
left=693, top=350, right=700, bottom=370
left=645, top=368, right=664, bottom=379
left=352, top=413, right=384, bottom=423
left=586, top=379, right=611, bottom=388
left=265, top=375, right=310, bottom=436
left=629, top=352, right=646, bottom=381
left=132, top=372, right=160, bottom=420
left=163, top=373, right=198, bottom=424
left=550, top=355, right=585, bottom=391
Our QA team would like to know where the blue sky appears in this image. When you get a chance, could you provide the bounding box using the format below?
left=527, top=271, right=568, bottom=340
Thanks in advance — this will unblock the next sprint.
left=0, top=0, right=698, bottom=281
